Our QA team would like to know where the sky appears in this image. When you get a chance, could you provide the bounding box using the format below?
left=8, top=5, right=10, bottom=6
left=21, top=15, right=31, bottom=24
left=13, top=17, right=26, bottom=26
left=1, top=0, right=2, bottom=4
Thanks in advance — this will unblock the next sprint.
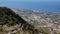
left=0, top=0, right=60, bottom=12
left=0, top=0, right=60, bottom=2
left=0, top=0, right=60, bottom=8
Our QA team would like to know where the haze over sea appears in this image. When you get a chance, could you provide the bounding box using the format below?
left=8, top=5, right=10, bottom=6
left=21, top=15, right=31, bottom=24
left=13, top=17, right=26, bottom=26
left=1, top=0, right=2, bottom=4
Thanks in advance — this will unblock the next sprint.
left=0, top=0, right=60, bottom=12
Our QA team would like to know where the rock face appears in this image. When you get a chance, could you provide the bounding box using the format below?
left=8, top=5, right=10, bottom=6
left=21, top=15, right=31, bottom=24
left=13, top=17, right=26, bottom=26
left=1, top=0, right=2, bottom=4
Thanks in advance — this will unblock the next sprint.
left=0, top=7, right=40, bottom=34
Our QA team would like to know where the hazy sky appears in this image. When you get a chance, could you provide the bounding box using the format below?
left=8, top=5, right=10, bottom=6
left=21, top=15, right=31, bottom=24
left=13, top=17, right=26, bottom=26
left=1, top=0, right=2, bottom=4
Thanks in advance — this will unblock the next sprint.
left=0, top=0, right=60, bottom=8
left=0, top=0, right=60, bottom=12
left=0, top=0, right=60, bottom=2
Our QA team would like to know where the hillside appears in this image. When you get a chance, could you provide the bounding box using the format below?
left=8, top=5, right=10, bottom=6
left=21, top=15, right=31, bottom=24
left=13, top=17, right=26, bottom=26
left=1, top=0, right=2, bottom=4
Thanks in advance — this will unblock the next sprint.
left=0, top=7, right=41, bottom=34
left=0, top=7, right=60, bottom=34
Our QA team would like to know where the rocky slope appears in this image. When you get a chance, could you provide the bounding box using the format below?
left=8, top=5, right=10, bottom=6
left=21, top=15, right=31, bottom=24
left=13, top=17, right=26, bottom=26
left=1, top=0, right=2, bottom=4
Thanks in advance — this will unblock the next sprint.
left=0, top=7, right=60, bottom=34
left=0, top=7, right=41, bottom=34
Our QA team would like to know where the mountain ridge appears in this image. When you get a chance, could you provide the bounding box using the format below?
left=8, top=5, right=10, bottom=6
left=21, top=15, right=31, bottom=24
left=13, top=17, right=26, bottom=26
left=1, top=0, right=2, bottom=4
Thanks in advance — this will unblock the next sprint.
left=0, top=7, right=41, bottom=34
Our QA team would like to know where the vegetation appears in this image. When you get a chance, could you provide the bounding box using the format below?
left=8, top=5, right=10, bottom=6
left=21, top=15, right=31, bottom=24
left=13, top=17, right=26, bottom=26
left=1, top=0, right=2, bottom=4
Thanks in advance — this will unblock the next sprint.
left=0, top=7, right=27, bottom=26
left=0, top=7, right=41, bottom=34
left=0, top=7, right=54, bottom=34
